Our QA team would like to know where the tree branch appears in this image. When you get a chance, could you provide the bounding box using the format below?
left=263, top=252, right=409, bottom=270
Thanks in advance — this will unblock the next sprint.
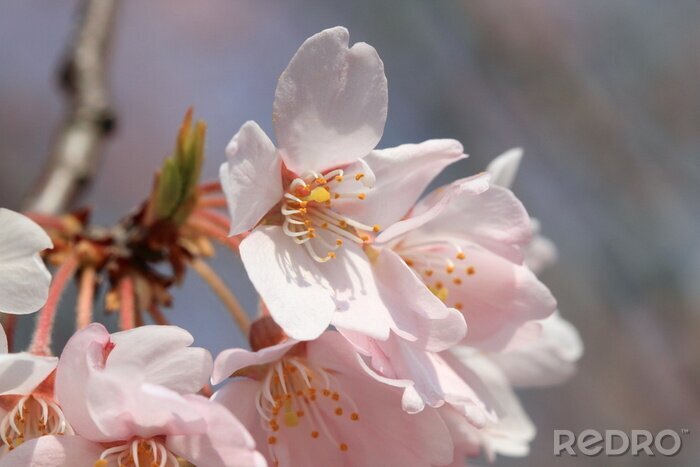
left=23, top=0, right=119, bottom=214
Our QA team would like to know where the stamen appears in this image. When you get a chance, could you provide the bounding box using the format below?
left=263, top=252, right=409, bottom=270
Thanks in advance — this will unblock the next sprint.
left=280, top=169, right=381, bottom=262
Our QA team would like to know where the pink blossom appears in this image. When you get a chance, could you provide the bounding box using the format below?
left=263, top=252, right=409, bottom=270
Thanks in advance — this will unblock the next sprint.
left=374, top=170, right=557, bottom=351
left=438, top=350, right=536, bottom=464
left=0, top=326, right=67, bottom=454
left=485, top=148, right=558, bottom=273
left=2, top=324, right=265, bottom=467
left=220, top=27, right=467, bottom=341
left=211, top=331, right=454, bottom=467
left=0, top=209, right=52, bottom=315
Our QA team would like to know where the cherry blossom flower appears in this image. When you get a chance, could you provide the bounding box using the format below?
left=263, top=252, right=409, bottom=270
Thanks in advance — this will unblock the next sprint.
left=0, top=326, right=67, bottom=454
left=484, top=148, right=582, bottom=385
left=211, top=331, right=454, bottom=467
left=0, top=209, right=52, bottom=315
left=0, top=323, right=266, bottom=467
left=438, top=350, right=536, bottom=465
left=485, top=148, right=558, bottom=273
left=220, top=27, right=467, bottom=340
left=374, top=171, right=557, bottom=351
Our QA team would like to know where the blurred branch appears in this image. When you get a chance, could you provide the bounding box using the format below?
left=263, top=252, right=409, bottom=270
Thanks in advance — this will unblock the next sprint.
left=22, top=0, right=119, bottom=214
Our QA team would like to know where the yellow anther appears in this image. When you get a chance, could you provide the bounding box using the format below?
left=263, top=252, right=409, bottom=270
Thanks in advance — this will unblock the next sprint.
left=456, top=252, right=466, bottom=260
left=305, top=187, right=331, bottom=203
left=429, top=285, right=449, bottom=302
left=268, top=436, right=277, bottom=445
left=311, top=431, right=320, bottom=438
left=453, top=278, right=462, bottom=285
left=315, top=177, right=327, bottom=185
left=340, top=443, right=349, bottom=452
left=405, top=258, right=414, bottom=266
left=357, top=193, right=366, bottom=200
left=355, top=173, right=365, bottom=181
left=455, top=302, right=464, bottom=310
left=372, top=224, right=380, bottom=232
left=446, top=265, right=455, bottom=274
left=425, top=269, right=433, bottom=276
left=336, top=239, right=343, bottom=246
left=94, top=461, right=108, bottom=467
left=335, top=175, right=344, bottom=182
left=360, top=235, right=370, bottom=242
left=327, top=251, right=336, bottom=259
left=467, top=266, right=476, bottom=275
left=350, top=412, right=360, bottom=421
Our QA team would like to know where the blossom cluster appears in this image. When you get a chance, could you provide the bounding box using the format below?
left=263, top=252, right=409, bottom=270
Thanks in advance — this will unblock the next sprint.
left=0, top=27, right=581, bottom=466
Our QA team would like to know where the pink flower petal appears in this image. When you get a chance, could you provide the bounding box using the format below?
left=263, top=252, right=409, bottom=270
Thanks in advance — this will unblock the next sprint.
left=0, top=435, right=103, bottom=467
left=273, top=27, right=388, bottom=174
left=490, top=312, right=583, bottom=387
left=406, top=184, right=532, bottom=263
left=167, top=394, right=266, bottom=467
left=56, top=323, right=112, bottom=439
left=485, top=147, right=523, bottom=189
left=239, top=227, right=335, bottom=340
left=212, top=340, right=298, bottom=385
left=85, top=370, right=206, bottom=441
left=220, top=121, right=283, bottom=235
left=108, top=325, right=212, bottom=394
left=333, top=139, right=467, bottom=229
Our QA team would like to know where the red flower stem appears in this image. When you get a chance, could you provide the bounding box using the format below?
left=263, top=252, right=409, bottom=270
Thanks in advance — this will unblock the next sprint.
left=192, top=209, right=230, bottom=231
left=23, top=212, right=66, bottom=232
left=197, top=197, right=228, bottom=209
left=29, top=255, right=79, bottom=356
left=197, top=181, right=222, bottom=195
left=186, top=217, right=229, bottom=240
left=118, top=276, right=135, bottom=330
left=76, top=266, right=96, bottom=329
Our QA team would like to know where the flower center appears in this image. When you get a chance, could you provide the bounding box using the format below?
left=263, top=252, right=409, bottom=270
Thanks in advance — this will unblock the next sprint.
left=256, top=358, right=360, bottom=461
left=281, top=169, right=380, bottom=262
left=397, top=241, right=476, bottom=311
left=0, top=394, right=72, bottom=452
left=94, top=438, right=177, bottom=467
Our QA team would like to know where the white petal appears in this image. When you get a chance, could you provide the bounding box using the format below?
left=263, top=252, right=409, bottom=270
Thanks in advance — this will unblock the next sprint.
left=107, top=325, right=213, bottom=394
left=220, top=121, right=283, bottom=235
left=0, top=209, right=52, bottom=260
left=0, top=209, right=52, bottom=315
left=0, top=435, right=104, bottom=467
left=485, top=148, right=523, bottom=189
left=334, top=139, right=467, bottom=229
left=273, top=27, right=388, bottom=174
left=491, top=312, right=583, bottom=387
left=239, top=226, right=335, bottom=340
left=0, top=352, right=57, bottom=396
left=211, top=340, right=297, bottom=385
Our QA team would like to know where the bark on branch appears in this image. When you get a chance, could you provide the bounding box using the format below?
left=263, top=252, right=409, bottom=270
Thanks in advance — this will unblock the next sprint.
left=23, top=0, right=119, bottom=214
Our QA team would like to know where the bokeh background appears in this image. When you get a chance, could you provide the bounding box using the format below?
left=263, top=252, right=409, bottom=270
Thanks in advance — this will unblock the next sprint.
left=1, top=1, right=698, bottom=465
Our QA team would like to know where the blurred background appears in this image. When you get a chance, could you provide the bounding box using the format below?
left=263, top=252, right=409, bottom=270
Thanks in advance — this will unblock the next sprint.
left=1, top=1, right=698, bottom=465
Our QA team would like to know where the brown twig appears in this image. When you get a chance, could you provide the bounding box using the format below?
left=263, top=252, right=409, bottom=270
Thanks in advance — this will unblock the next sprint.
left=22, top=0, right=119, bottom=214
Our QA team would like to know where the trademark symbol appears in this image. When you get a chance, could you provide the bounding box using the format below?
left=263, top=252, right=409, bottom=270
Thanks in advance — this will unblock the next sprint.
left=681, top=429, right=690, bottom=435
